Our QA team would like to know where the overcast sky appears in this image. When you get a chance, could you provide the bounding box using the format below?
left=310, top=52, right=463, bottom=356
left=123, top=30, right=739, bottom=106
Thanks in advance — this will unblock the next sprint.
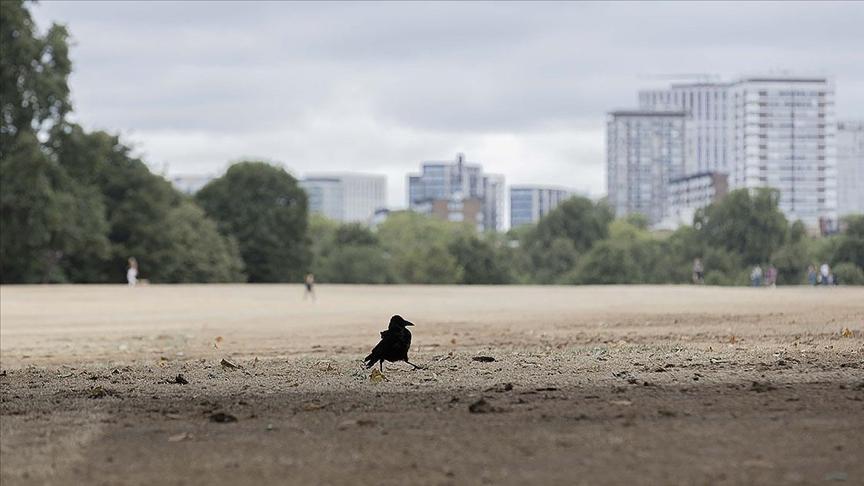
left=33, top=1, right=864, bottom=207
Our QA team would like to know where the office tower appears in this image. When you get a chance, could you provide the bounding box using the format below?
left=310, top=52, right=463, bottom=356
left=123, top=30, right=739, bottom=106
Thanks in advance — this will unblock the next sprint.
left=606, top=110, right=687, bottom=224
left=639, top=75, right=837, bottom=228
left=640, top=82, right=730, bottom=174
left=407, top=153, right=504, bottom=231
left=301, top=173, right=387, bottom=224
left=509, top=185, right=572, bottom=228
left=728, top=77, right=836, bottom=227
left=664, top=172, right=729, bottom=228
left=837, top=120, right=864, bottom=217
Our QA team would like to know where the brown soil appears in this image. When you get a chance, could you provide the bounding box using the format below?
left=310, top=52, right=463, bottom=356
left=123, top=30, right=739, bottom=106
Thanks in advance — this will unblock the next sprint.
left=1, top=284, right=863, bottom=485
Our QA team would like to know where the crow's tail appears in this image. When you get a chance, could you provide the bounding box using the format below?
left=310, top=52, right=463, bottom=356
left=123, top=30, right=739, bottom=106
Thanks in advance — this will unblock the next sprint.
left=363, top=352, right=377, bottom=369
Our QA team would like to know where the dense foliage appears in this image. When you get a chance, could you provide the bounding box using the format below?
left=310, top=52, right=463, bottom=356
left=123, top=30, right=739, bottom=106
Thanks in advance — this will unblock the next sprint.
left=302, top=191, right=864, bottom=286
left=196, top=162, right=309, bottom=282
left=2, top=1, right=862, bottom=285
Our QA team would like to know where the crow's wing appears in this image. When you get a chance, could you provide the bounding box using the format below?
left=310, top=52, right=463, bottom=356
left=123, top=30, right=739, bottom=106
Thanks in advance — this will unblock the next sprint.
left=364, top=329, right=393, bottom=368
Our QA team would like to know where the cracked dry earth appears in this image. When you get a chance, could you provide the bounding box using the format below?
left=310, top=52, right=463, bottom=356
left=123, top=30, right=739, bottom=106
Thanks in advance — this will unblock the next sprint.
left=1, top=285, right=863, bottom=485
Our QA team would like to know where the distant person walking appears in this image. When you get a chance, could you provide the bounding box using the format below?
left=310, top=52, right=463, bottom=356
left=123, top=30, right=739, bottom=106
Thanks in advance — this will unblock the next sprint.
left=807, top=264, right=818, bottom=286
left=127, top=257, right=138, bottom=286
left=692, top=258, right=704, bottom=285
left=820, top=263, right=831, bottom=285
left=750, top=265, right=763, bottom=287
left=304, top=273, right=316, bottom=300
left=766, top=265, right=778, bottom=287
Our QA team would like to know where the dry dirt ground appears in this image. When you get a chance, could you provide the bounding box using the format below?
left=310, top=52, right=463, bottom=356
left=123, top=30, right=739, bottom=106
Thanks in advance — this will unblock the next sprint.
left=1, top=284, right=863, bottom=486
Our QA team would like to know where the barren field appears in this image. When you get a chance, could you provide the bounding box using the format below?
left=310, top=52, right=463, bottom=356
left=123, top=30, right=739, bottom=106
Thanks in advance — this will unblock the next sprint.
left=1, top=284, right=863, bottom=485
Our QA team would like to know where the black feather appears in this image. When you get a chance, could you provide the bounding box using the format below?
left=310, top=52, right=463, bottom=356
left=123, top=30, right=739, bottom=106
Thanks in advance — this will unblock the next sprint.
left=364, top=316, right=414, bottom=369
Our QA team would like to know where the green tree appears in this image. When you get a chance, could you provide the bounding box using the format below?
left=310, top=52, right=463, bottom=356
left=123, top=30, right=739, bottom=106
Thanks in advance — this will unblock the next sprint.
left=521, top=197, right=613, bottom=282
left=567, top=219, right=664, bottom=284
left=307, top=216, right=389, bottom=283
left=148, top=202, right=245, bottom=283
left=843, top=214, right=864, bottom=239
left=50, top=126, right=246, bottom=283
left=770, top=221, right=811, bottom=285
left=317, top=245, right=390, bottom=283
left=833, top=262, right=864, bottom=285
left=448, top=231, right=511, bottom=284
left=701, top=247, right=746, bottom=285
left=0, top=132, right=109, bottom=282
left=771, top=243, right=808, bottom=285
left=529, top=197, right=613, bottom=252
left=832, top=215, right=864, bottom=269
left=695, top=188, right=788, bottom=265
left=654, top=225, right=703, bottom=283
left=0, top=1, right=106, bottom=282
left=1, top=0, right=72, bottom=158
left=376, top=212, right=462, bottom=284
left=196, top=161, right=310, bottom=282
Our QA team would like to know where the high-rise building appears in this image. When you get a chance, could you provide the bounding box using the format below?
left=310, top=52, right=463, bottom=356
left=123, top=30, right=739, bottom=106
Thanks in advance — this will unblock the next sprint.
left=638, top=76, right=838, bottom=228
left=662, top=172, right=729, bottom=229
left=407, top=153, right=504, bottom=231
left=300, top=173, right=386, bottom=224
left=640, top=82, right=731, bottom=174
left=837, top=120, right=864, bottom=217
left=728, top=77, right=837, bottom=227
left=483, top=174, right=506, bottom=232
left=412, top=196, right=486, bottom=230
left=509, top=185, right=572, bottom=228
left=606, top=110, right=688, bottom=225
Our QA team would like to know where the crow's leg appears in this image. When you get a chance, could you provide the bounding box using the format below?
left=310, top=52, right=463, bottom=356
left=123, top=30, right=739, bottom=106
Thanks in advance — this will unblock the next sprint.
left=405, top=360, right=422, bottom=370
left=379, top=361, right=384, bottom=372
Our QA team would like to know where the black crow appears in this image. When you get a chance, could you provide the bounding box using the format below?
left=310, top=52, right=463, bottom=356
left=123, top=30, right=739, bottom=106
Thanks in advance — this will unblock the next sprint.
left=364, top=315, right=421, bottom=372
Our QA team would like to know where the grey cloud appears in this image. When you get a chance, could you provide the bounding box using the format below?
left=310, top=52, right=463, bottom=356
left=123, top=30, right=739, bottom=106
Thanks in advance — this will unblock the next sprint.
left=31, top=1, right=864, bottom=206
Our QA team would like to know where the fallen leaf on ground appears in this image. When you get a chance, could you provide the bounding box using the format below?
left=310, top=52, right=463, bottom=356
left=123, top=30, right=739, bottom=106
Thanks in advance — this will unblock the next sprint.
left=369, top=369, right=387, bottom=384
left=472, top=356, right=496, bottom=363
left=841, top=327, right=853, bottom=338
left=315, top=360, right=334, bottom=371
left=167, top=374, right=189, bottom=385
left=220, top=358, right=241, bottom=370
left=168, top=432, right=192, bottom=442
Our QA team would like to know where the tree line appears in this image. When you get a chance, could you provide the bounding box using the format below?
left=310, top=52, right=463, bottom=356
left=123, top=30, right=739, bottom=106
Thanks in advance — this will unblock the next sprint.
left=307, top=191, right=864, bottom=286
left=2, top=1, right=862, bottom=285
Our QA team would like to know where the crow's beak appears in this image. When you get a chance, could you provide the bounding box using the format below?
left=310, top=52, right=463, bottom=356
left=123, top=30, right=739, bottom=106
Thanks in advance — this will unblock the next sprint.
left=404, top=321, right=415, bottom=326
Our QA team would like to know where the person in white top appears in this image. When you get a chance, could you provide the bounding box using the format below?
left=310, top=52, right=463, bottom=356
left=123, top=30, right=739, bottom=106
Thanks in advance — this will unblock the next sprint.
left=127, top=257, right=138, bottom=286
left=819, top=263, right=830, bottom=285
left=750, top=265, right=763, bottom=287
